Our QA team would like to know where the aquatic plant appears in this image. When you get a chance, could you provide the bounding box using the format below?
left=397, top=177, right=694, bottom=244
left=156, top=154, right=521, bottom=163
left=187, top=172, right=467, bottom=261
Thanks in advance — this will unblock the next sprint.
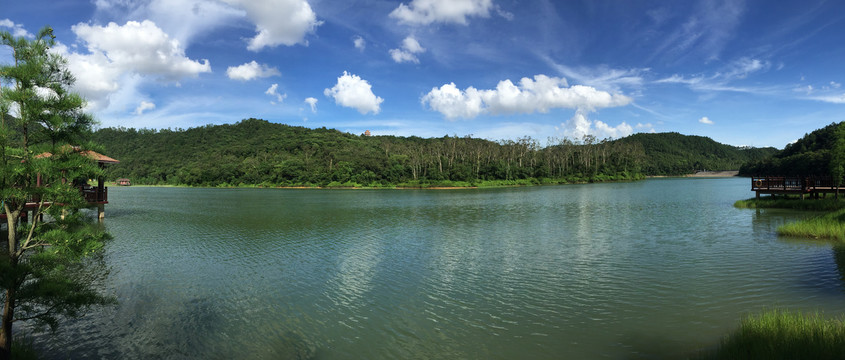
left=711, top=309, right=845, bottom=360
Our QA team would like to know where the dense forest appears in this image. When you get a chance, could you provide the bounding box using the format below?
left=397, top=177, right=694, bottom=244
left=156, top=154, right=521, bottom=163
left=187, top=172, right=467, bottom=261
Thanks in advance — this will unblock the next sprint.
left=89, top=118, right=777, bottom=187
left=616, top=132, right=776, bottom=175
left=739, top=121, right=845, bottom=177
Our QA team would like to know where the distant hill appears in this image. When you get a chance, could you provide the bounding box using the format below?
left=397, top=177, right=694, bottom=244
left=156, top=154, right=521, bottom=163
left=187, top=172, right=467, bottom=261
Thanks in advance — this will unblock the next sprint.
left=615, top=132, right=778, bottom=176
left=89, top=119, right=776, bottom=186
left=739, top=121, right=845, bottom=176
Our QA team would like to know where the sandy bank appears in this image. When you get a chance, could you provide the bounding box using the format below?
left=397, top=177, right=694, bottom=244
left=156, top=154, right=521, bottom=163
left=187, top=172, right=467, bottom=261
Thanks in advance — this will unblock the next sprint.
left=686, top=171, right=739, bottom=177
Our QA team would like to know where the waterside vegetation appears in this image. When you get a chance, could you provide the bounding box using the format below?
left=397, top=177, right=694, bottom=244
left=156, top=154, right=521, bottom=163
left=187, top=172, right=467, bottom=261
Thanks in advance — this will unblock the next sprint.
left=90, top=119, right=774, bottom=187
left=735, top=196, right=845, bottom=241
left=735, top=121, right=845, bottom=241
left=709, top=309, right=845, bottom=360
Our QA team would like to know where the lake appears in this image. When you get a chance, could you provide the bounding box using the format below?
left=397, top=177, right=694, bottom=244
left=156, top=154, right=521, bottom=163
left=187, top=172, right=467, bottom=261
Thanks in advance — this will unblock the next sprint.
left=31, top=177, right=845, bottom=359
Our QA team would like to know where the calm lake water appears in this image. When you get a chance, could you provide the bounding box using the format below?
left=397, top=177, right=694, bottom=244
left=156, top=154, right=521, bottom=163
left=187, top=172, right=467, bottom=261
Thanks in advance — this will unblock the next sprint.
left=31, top=177, right=845, bottom=359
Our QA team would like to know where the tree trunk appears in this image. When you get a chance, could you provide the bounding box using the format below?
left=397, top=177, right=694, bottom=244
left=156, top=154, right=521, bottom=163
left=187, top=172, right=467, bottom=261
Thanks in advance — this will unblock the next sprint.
left=0, top=286, right=15, bottom=360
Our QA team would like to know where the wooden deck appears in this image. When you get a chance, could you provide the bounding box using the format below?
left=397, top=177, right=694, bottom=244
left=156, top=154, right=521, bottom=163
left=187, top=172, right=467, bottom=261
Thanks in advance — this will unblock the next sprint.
left=1, top=186, right=109, bottom=222
left=751, top=176, right=841, bottom=199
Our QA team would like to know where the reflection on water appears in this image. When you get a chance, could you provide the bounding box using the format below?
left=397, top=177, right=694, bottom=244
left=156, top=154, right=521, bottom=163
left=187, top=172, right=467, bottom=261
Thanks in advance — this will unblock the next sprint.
left=29, top=179, right=845, bottom=359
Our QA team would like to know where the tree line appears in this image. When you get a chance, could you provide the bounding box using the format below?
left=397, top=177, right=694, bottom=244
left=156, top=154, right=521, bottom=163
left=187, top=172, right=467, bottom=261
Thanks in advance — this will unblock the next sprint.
left=90, top=119, right=776, bottom=187
left=739, top=121, right=845, bottom=179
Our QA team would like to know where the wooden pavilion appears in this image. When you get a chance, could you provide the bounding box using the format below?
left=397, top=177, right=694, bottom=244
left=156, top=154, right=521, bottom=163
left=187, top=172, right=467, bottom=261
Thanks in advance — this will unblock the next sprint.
left=29, top=147, right=120, bottom=220
left=751, top=176, right=840, bottom=199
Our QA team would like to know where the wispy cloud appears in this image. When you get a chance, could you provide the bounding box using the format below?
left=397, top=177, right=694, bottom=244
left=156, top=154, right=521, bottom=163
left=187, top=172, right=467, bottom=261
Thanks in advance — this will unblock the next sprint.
left=807, top=94, right=845, bottom=104
left=655, top=57, right=774, bottom=94
left=649, top=0, right=745, bottom=63
left=544, top=58, right=647, bottom=92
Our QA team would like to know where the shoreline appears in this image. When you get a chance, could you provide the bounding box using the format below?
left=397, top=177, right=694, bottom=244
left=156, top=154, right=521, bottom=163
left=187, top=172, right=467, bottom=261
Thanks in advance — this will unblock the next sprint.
left=735, top=196, right=845, bottom=241
left=101, top=173, right=746, bottom=190
left=685, top=170, right=739, bottom=177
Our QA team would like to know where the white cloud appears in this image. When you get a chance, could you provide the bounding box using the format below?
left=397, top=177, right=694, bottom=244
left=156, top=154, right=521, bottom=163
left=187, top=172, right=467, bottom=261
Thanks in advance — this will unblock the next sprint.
left=422, top=75, right=632, bottom=120
left=699, top=116, right=714, bottom=125
left=635, top=123, right=656, bottom=133
left=651, top=0, right=745, bottom=62
left=221, top=0, right=322, bottom=51
left=304, top=97, right=318, bottom=112
left=55, top=20, right=210, bottom=111
left=265, top=83, right=286, bottom=103
left=594, top=119, right=634, bottom=139
left=390, top=0, right=494, bottom=25
left=421, top=83, right=484, bottom=119
left=722, top=57, right=770, bottom=80
left=809, top=94, right=845, bottom=104
left=324, top=71, right=383, bottom=115
left=92, top=0, right=245, bottom=45
left=0, top=19, right=33, bottom=38
left=226, top=61, right=280, bottom=81
left=561, top=111, right=634, bottom=140
left=389, top=36, right=426, bottom=64
left=353, top=35, right=366, bottom=51
left=134, top=101, right=156, bottom=115
left=72, top=21, right=210, bottom=79
left=544, top=57, right=646, bottom=92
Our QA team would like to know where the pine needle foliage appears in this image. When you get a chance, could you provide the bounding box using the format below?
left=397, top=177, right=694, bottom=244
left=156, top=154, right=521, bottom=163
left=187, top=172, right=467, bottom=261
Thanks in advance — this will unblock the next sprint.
left=1, top=26, right=112, bottom=360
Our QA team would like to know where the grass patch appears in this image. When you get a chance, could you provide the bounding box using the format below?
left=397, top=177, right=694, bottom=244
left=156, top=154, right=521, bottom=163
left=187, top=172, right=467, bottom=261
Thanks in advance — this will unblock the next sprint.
left=11, top=335, right=40, bottom=360
left=778, top=208, right=845, bottom=240
left=709, top=309, right=845, bottom=360
left=734, top=196, right=845, bottom=211
left=734, top=196, right=845, bottom=241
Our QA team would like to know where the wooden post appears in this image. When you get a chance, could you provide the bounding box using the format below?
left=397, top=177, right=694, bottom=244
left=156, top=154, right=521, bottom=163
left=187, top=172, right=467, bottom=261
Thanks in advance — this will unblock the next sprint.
left=97, top=203, right=105, bottom=222
left=97, top=174, right=105, bottom=202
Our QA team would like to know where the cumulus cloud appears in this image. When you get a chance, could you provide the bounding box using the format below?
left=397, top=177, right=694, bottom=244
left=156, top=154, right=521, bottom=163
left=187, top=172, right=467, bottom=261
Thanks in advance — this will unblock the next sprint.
left=56, top=20, right=211, bottom=111
left=353, top=36, right=366, bottom=51
left=421, top=83, right=484, bottom=119
left=220, top=0, right=321, bottom=51
left=422, top=75, right=632, bottom=120
left=324, top=71, right=383, bottom=115
left=0, top=19, right=33, bottom=38
left=226, top=61, right=281, bottom=81
left=423, top=75, right=635, bottom=139
left=134, top=101, right=156, bottom=115
left=699, top=116, right=714, bottom=125
left=265, top=83, right=286, bottom=103
left=72, top=21, right=210, bottom=79
left=560, top=111, right=634, bottom=140
left=390, top=0, right=494, bottom=25
left=304, top=97, right=318, bottom=112
left=92, top=0, right=244, bottom=45
left=389, top=36, right=426, bottom=64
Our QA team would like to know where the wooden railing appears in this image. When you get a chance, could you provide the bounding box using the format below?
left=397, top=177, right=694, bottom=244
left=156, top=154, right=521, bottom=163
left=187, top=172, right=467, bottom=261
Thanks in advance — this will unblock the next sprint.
left=751, top=176, right=835, bottom=192
left=79, top=186, right=108, bottom=203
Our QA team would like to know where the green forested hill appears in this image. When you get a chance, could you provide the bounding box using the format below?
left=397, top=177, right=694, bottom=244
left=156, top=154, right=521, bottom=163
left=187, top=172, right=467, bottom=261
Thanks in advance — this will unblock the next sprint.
left=90, top=119, right=776, bottom=186
left=739, top=121, right=845, bottom=176
left=616, top=132, right=778, bottom=175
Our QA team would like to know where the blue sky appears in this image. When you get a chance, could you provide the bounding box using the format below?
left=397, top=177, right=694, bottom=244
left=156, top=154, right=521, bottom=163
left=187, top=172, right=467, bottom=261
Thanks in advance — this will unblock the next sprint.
left=2, top=0, right=845, bottom=148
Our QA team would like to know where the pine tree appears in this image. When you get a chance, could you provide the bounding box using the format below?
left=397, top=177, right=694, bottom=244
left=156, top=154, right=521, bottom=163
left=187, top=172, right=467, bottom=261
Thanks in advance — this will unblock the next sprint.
left=1, top=26, right=112, bottom=360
